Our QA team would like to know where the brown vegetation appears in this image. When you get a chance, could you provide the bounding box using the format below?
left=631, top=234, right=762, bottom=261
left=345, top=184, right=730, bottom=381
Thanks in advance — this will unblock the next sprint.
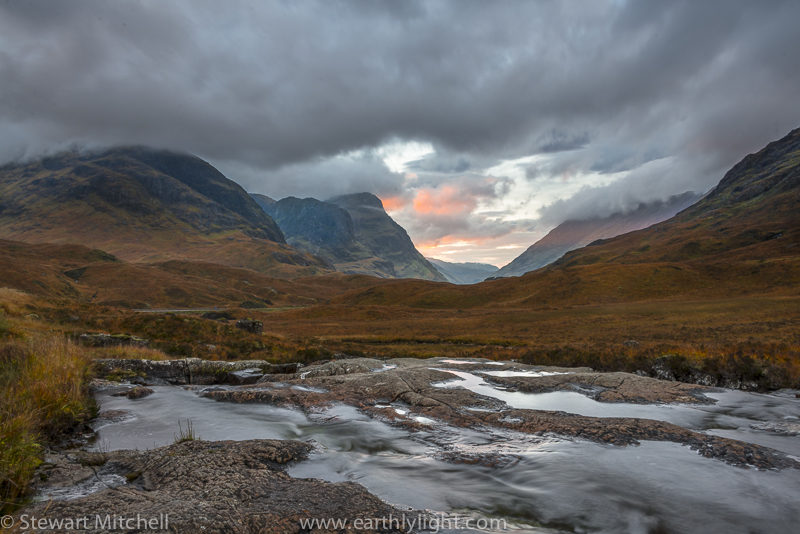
left=0, top=336, right=95, bottom=514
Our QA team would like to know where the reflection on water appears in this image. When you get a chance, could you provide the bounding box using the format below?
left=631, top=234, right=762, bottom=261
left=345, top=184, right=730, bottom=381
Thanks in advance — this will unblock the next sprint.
left=93, top=377, right=800, bottom=534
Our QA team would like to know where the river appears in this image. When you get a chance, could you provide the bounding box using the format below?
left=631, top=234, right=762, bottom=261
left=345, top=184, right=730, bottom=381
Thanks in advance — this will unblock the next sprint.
left=88, top=366, right=800, bottom=534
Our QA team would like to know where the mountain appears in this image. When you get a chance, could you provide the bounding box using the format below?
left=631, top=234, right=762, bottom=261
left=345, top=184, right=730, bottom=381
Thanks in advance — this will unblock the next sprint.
left=493, top=192, right=701, bottom=278
left=0, top=147, right=330, bottom=277
left=0, top=238, right=384, bottom=309
left=250, top=193, right=276, bottom=212
left=426, top=257, right=499, bottom=284
left=250, top=195, right=398, bottom=278
left=551, top=127, right=800, bottom=270
left=329, top=128, right=800, bottom=309
left=256, top=196, right=378, bottom=265
left=327, top=193, right=447, bottom=281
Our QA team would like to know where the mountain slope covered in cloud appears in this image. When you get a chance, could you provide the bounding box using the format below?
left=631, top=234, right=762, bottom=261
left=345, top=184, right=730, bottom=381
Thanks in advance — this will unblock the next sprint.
left=494, top=192, right=701, bottom=278
left=549, top=128, right=800, bottom=270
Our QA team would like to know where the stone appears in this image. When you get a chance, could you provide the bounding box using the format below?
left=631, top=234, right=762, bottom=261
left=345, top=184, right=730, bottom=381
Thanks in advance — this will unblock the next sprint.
left=483, top=370, right=716, bottom=404
left=271, top=362, right=304, bottom=374
left=94, top=358, right=273, bottom=386
left=18, top=440, right=411, bottom=534
left=235, top=318, right=263, bottom=334
left=126, top=387, right=154, bottom=399
left=229, top=368, right=263, bottom=385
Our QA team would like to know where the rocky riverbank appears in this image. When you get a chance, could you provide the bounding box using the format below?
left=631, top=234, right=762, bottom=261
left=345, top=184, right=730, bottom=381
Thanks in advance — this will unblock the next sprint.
left=17, top=355, right=797, bottom=534
left=13, top=440, right=413, bottom=534
left=202, top=357, right=800, bottom=470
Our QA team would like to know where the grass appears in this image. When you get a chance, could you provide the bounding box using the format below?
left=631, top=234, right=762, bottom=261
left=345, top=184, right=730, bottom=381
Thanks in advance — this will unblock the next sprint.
left=173, top=420, right=199, bottom=444
left=0, top=337, right=95, bottom=514
left=519, top=341, right=800, bottom=389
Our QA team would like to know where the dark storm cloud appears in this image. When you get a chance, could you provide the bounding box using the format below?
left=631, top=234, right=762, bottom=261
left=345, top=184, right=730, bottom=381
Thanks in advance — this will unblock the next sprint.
left=1, top=0, right=799, bottom=219
left=224, top=151, right=406, bottom=201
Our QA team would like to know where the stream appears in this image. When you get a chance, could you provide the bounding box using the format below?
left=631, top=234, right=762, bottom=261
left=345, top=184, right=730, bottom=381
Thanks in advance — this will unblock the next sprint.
left=88, top=367, right=800, bottom=534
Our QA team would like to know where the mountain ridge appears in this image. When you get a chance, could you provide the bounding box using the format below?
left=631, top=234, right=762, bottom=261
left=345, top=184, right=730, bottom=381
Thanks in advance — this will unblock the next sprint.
left=326, top=193, right=446, bottom=281
left=0, top=147, right=332, bottom=277
left=494, top=192, right=701, bottom=278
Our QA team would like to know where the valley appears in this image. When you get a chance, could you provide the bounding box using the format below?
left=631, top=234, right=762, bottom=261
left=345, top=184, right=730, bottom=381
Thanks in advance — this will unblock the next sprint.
left=1, top=129, right=799, bottom=533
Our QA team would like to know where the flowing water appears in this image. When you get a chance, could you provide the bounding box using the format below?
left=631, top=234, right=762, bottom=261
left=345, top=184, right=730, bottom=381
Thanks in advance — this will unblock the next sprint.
left=90, top=369, right=800, bottom=534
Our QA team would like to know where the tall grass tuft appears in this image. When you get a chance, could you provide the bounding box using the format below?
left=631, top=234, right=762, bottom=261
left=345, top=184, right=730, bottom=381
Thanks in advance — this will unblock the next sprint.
left=173, top=420, right=199, bottom=444
left=0, top=337, right=94, bottom=514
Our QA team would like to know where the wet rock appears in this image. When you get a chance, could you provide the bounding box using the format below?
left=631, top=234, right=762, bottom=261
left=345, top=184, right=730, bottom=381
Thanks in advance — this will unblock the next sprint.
left=235, top=318, right=263, bottom=334
left=17, top=440, right=412, bottom=534
left=186, top=358, right=271, bottom=385
left=484, top=371, right=715, bottom=404
left=126, top=386, right=154, bottom=399
left=33, top=453, right=97, bottom=489
left=271, top=362, right=304, bottom=374
left=143, top=377, right=170, bottom=386
left=750, top=421, right=800, bottom=436
left=229, top=368, right=263, bottom=385
left=94, top=358, right=272, bottom=386
left=206, top=358, right=800, bottom=470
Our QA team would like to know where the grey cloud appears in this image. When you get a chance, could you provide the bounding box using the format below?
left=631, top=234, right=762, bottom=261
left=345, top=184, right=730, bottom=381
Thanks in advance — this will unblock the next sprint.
left=216, top=152, right=406, bottom=202
left=536, top=155, right=718, bottom=226
left=0, top=0, right=799, bottom=227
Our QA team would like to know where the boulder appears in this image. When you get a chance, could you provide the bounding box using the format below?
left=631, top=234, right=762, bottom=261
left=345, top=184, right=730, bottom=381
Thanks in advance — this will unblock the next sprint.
left=235, top=319, right=263, bottom=334
left=126, top=387, right=154, bottom=399
left=271, top=362, right=304, bottom=374
left=229, top=369, right=264, bottom=385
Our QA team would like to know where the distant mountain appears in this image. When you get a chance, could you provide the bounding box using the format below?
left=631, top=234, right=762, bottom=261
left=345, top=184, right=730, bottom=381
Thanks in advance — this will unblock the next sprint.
left=0, top=147, right=330, bottom=277
left=493, top=192, right=701, bottom=278
left=250, top=193, right=276, bottom=212
left=327, top=193, right=446, bottom=281
left=331, top=128, right=800, bottom=310
left=253, top=196, right=395, bottom=277
left=426, top=257, right=498, bottom=284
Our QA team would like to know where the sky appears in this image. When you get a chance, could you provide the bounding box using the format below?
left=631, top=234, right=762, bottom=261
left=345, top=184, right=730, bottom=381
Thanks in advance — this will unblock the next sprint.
left=1, top=1, right=799, bottom=267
